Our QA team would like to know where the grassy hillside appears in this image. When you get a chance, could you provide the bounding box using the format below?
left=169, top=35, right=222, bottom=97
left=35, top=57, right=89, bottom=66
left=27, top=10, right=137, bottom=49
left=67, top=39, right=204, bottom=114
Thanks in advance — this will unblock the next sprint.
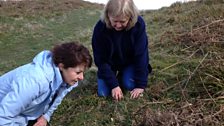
left=0, top=0, right=102, bottom=74
left=0, top=0, right=223, bottom=125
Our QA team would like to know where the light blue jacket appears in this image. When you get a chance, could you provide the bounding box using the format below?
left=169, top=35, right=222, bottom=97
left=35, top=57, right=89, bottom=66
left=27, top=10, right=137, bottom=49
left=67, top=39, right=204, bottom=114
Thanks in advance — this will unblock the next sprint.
left=0, top=51, right=78, bottom=126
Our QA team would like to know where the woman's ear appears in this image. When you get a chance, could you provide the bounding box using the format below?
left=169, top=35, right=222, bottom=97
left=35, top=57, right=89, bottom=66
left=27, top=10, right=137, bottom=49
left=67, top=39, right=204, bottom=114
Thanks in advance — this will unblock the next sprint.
left=58, top=63, right=64, bottom=71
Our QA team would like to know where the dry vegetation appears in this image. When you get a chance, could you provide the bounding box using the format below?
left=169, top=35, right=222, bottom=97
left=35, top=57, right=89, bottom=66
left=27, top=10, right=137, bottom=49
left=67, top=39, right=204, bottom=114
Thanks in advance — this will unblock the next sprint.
left=0, top=0, right=103, bottom=18
left=136, top=1, right=224, bottom=125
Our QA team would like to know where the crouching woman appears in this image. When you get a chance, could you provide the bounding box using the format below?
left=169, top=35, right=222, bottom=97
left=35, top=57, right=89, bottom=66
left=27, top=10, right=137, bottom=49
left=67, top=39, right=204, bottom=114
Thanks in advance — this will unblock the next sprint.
left=0, top=42, right=92, bottom=126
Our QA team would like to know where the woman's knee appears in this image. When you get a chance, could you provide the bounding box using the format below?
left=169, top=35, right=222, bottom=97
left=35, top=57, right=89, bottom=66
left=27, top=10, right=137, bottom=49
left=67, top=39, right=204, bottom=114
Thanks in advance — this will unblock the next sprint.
left=122, top=77, right=135, bottom=90
left=97, top=79, right=110, bottom=97
left=122, top=66, right=135, bottom=90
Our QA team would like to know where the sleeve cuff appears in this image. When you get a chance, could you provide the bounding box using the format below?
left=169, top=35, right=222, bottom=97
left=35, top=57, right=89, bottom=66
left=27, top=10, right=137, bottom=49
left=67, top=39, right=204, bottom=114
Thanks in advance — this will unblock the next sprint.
left=43, top=114, right=50, bottom=122
left=135, top=84, right=147, bottom=89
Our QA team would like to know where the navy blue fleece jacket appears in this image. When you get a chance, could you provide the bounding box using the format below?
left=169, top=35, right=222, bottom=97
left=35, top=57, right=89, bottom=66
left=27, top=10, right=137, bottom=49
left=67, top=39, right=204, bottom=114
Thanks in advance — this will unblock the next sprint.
left=92, top=16, right=149, bottom=89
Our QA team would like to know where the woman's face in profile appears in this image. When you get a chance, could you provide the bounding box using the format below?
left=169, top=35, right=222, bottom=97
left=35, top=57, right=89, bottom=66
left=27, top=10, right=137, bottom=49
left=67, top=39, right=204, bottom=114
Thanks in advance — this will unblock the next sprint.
left=59, top=63, right=85, bottom=86
left=109, top=14, right=130, bottom=31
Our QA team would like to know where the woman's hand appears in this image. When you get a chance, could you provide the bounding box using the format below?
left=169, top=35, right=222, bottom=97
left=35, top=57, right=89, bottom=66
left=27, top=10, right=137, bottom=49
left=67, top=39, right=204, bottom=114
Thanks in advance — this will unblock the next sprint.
left=33, top=115, right=47, bottom=126
left=112, top=86, right=123, bottom=101
left=130, top=88, right=144, bottom=99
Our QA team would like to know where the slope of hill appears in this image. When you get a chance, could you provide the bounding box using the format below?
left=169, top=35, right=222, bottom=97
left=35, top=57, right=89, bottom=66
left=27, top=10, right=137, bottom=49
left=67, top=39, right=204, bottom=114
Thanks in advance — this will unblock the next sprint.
left=138, top=0, right=224, bottom=125
left=0, top=0, right=223, bottom=125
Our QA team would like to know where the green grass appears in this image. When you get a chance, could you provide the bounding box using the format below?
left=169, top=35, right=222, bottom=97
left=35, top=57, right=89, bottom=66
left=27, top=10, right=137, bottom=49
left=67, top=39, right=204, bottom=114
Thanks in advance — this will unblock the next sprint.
left=0, top=3, right=101, bottom=73
left=0, top=0, right=224, bottom=125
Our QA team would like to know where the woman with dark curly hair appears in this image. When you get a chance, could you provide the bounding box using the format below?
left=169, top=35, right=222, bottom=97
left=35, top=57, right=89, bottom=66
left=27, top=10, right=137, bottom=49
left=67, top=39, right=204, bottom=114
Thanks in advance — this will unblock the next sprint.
left=0, top=42, right=92, bottom=126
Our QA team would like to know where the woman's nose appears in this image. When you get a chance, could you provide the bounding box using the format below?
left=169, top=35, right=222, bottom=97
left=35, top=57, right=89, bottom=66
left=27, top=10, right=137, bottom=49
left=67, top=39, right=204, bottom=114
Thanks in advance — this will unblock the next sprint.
left=116, top=22, right=122, bottom=27
left=78, top=73, right=84, bottom=80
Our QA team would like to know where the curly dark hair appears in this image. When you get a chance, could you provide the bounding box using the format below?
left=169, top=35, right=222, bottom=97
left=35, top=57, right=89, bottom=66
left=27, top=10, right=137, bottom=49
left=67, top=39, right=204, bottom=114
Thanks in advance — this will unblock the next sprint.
left=52, top=42, right=92, bottom=69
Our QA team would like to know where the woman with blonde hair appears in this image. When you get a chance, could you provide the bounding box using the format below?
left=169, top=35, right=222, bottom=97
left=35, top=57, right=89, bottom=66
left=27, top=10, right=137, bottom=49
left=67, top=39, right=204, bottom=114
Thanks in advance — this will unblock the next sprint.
left=92, top=0, right=151, bottom=101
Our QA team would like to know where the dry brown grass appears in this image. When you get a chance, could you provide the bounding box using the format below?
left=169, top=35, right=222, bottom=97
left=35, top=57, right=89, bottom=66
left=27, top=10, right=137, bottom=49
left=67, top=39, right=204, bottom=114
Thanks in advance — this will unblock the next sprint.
left=0, top=0, right=103, bottom=17
left=137, top=2, right=224, bottom=125
left=134, top=101, right=224, bottom=126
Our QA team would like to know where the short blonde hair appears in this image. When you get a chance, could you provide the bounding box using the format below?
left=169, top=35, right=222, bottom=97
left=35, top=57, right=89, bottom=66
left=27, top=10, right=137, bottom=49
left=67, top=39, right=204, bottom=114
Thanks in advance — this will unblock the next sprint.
left=101, top=0, right=139, bottom=30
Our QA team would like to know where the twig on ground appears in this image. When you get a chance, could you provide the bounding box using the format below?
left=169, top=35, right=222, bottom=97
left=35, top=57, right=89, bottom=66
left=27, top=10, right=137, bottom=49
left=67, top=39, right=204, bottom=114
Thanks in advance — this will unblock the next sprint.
left=204, top=72, right=222, bottom=83
left=183, top=52, right=209, bottom=89
left=159, top=49, right=199, bottom=73
left=193, top=19, right=224, bottom=32
left=200, top=76, right=217, bottom=104
left=159, top=61, right=183, bottom=72
left=199, top=96, right=224, bottom=101
left=162, top=79, right=187, bottom=92
left=195, top=105, right=224, bottom=124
